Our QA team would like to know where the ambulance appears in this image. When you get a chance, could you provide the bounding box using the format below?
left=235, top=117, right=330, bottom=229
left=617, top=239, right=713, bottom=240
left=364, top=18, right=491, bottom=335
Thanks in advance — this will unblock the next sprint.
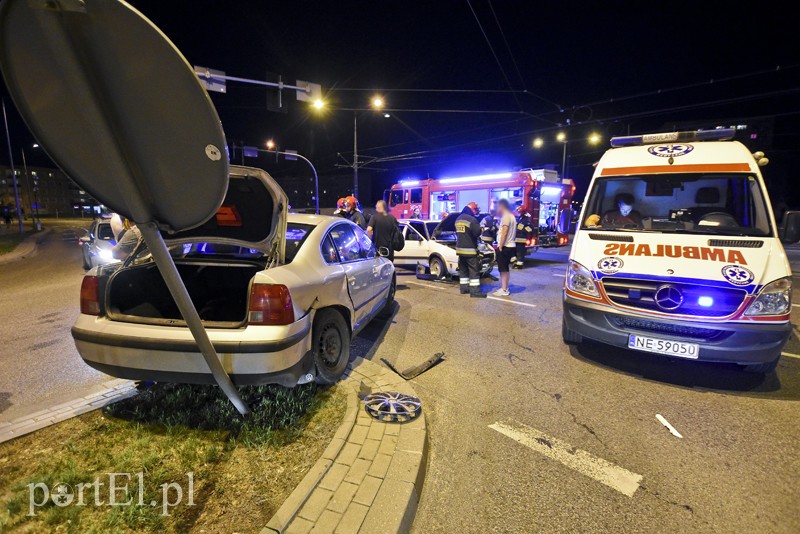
left=563, top=129, right=791, bottom=372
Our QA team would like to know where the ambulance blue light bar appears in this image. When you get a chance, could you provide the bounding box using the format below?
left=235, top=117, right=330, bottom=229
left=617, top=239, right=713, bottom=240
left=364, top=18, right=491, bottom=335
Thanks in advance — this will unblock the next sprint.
left=610, top=128, right=736, bottom=148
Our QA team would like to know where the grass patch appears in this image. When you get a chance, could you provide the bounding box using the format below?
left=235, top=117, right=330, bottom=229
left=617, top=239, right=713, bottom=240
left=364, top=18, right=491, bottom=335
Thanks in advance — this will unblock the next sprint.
left=0, top=230, right=33, bottom=256
left=0, top=383, right=346, bottom=533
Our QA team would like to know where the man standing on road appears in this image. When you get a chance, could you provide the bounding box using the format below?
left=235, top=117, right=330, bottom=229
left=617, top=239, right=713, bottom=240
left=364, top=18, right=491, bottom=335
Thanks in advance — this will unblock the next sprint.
left=345, top=196, right=367, bottom=230
left=514, top=207, right=533, bottom=269
left=455, top=202, right=486, bottom=298
left=493, top=198, right=517, bottom=297
left=367, top=200, right=399, bottom=262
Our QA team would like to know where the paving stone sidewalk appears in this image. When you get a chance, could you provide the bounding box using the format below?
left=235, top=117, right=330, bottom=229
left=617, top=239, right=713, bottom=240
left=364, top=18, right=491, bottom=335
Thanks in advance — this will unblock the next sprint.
left=263, top=357, right=428, bottom=534
left=0, top=378, right=136, bottom=444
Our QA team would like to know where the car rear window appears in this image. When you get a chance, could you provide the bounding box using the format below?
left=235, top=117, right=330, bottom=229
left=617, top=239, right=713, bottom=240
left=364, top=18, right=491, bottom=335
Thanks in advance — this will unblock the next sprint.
left=97, top=223, right=115, bottom=240
left=285, top=223, right=315, bottom=263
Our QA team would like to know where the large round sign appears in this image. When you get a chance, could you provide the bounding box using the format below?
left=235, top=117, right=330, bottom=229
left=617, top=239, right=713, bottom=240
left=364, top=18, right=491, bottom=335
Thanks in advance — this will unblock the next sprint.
left=0, top=0, right=229, bottom=233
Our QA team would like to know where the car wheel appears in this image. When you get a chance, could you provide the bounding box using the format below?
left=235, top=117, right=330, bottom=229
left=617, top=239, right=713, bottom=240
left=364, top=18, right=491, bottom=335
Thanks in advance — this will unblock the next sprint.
left=429, top=255, right=447, bottom=279
left=378, top=274, right=397, bottom=319
left=742, top=355, right=780, bottom=374
left=562, top=316, right=583, bottom=344
left=82, top=248, right=92, bottom=270
left=312, top=309, right=351, bottom=384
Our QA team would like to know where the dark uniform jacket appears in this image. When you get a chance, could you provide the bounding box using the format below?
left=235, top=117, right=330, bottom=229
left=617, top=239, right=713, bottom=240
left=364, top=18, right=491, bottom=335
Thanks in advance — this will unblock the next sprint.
left=455, top=207, right=481, bottom=255
left=349, top=210, right=367, bottom=230
left=480, top=216, right=497, bottom=244
left=515, top=213, right=534, bottom=243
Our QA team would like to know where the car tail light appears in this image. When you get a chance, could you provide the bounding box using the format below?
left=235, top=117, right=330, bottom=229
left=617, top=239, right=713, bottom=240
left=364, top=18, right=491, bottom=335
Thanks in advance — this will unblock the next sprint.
left=527, top=236, right=537, bottom=246
left=248, top=284, right=294, bottom=325
left=80, top=275, right=101, bottom=316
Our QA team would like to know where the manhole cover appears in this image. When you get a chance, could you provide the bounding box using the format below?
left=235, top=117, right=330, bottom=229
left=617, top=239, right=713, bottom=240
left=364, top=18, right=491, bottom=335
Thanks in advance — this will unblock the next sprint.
left=363, top=392, right=421, bottom=423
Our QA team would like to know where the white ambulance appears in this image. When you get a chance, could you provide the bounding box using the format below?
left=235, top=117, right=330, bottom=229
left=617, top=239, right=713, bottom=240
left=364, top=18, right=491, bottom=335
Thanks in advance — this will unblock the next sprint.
left=563, top=129, right=791, bottom=372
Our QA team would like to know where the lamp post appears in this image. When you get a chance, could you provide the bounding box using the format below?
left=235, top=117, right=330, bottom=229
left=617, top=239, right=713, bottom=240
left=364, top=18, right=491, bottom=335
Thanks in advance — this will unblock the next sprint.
left=260, top=143, right=320, bottom=215
left=2, top=99, right=24, bottom=234
left=556, top=132, right=568, bottom=178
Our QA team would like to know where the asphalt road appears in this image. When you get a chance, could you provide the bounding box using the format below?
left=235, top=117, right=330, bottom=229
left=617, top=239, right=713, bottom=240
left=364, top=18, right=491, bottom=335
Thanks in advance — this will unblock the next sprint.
left=0, top=220, right=110, bottom=422
left=356, top=246, right=800, bottom=534
left=2, top=226, right=799, bottom=532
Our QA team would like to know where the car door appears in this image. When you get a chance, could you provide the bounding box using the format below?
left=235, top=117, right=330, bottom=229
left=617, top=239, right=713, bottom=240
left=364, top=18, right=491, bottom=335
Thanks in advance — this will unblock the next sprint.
left=354, top=224, right=392, bottom=316
left=403, top=222, right=428, bottom=264
left=328, top=223, right=375, bottom=326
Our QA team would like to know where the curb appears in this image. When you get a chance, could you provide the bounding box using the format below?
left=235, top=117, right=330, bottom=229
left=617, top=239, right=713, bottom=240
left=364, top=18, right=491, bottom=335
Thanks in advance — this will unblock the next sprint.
left=0, top=379, right=136, bottom=444
left=0, top=228, right=52, bottom=266
left=263, top=357, right=428, bottom=534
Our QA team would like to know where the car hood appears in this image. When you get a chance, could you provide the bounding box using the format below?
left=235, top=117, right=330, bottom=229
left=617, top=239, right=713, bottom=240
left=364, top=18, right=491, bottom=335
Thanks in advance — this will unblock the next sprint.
left=578, top=231, right=777, bottom=295
left=163, top=165, right=289, bottom=261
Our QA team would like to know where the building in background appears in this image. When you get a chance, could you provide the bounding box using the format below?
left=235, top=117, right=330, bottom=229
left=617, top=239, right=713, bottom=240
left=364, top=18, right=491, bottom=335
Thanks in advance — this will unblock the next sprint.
left=0, top=165, right=103, bottom=218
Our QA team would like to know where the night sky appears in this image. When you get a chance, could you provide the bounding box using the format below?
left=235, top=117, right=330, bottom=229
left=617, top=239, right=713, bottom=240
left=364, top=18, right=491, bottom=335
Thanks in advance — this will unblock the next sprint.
left=2, top=0, right=799, bottom=205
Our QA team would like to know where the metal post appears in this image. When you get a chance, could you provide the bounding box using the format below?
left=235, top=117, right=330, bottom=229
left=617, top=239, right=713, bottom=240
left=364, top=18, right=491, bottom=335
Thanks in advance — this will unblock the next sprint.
left=260, top=148, right=319, bottom=214
left=561, top=142, right=568, bottom=178
left=137, top=222, right=250, bottom=415
left=353, top=113, right=359, bottom=198
left=21, top=149, right=32, bottom=221
left=2, top=99, right=24, bottom=234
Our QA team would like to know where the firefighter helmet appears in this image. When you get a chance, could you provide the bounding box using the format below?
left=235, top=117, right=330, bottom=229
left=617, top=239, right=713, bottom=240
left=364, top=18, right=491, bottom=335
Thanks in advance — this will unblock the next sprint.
left=336, top=197, right=346, bottom=210
left=466, top=202, right=480, bottom=215
left=345, top=195, right=360, bottom=211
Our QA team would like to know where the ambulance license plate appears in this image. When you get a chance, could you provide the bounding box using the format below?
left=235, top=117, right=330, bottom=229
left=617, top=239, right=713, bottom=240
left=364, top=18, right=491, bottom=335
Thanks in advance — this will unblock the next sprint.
left=628, top=335, right=699, bottom=359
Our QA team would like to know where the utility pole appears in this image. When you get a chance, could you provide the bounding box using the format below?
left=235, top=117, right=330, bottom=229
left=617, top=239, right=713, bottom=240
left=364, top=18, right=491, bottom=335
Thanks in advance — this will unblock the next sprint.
left=353, top=113, right=359, bottom=198
left=2, top=99, right=24, bottom=234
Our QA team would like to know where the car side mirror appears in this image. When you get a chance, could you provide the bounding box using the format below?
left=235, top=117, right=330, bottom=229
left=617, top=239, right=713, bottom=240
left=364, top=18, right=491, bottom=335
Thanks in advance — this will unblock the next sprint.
left=781, top=210, right=800, bottom=242
left=79, top=236, right=91, bottom=244
left=378, top=246, right=391, bottom=257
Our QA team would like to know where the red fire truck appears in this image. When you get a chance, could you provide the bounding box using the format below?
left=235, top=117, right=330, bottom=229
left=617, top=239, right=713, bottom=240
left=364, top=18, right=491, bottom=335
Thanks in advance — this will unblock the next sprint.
left=385, top=169, right=576, bottom=249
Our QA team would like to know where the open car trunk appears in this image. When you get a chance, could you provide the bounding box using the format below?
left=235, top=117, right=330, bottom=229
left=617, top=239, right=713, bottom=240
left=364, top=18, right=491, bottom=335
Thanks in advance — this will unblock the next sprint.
left=107, top=260, right=262, bottom=327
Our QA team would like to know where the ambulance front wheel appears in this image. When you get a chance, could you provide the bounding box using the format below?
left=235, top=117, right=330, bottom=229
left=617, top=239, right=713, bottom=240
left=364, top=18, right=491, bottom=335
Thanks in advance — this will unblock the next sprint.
left=562, top=316, right=583, bottom=344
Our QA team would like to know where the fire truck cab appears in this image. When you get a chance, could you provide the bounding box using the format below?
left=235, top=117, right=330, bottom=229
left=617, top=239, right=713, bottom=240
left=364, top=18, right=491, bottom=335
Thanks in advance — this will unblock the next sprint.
left=385, top=169, right=575, bottom=252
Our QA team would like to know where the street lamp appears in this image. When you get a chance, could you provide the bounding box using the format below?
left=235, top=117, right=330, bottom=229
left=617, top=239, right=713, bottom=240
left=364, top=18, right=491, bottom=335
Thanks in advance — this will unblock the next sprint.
left=532, top=137, right=543, bottom=148
left=261, top=142, right=320, bottom=215
left=589, top=133, right=601, bottom=145
left=557, top=133, right=568, bottom=177
left=372, top=96, right=384, bottom=110
left=350, top=96, right=389, bottom=198
left=312, top=98, right=325, bottom=110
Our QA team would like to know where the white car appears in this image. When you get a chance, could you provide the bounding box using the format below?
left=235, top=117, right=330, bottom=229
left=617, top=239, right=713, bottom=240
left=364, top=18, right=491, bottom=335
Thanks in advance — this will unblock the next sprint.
left=79, top=218, right=119, bottom=269
left=395, top=218, right=495, bottom=278
left=71, top=166, right=396, bottom=386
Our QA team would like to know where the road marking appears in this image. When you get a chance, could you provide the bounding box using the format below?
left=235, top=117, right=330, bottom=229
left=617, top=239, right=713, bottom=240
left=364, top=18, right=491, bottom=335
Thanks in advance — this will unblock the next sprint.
left=552, top=273, right=565, bottom=277
left=489, top=420, right=642, bottom=497
left=655, top=414, right=683, bottom=439
left=781, top=352, right=800, bottom=360
left=406, top=281, right=537, bottom=308
left=792, top=304, right=800, bottom=308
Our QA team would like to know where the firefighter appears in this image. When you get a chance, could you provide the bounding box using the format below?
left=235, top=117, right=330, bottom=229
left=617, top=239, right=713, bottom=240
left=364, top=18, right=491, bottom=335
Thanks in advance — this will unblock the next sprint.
left=334, top=198, right=347, bottom=217
left=480, top=211, right=497, bottom=245
left=345, top=196, right=367, bottom=229
left=514, top=208, right=534, bottom=269
left=455, top=202, right=486, bottom=298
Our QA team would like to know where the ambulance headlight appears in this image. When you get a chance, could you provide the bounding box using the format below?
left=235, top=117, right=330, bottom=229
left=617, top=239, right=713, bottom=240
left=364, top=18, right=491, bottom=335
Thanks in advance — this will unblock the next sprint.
left=567, top=260, right=599, bottom=297
left=745, top=278, right=792, bottom=316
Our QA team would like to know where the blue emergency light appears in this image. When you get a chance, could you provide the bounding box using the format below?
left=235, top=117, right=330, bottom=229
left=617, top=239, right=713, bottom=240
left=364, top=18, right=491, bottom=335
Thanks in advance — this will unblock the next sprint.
left=697, top=296, right=714, bottom=307
left=610, top=128, right=736, bottom=148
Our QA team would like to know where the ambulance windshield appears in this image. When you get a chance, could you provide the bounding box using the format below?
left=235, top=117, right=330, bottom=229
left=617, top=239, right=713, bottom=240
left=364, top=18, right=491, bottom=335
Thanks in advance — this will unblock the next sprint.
left=581, top=173, right=772, bottom=237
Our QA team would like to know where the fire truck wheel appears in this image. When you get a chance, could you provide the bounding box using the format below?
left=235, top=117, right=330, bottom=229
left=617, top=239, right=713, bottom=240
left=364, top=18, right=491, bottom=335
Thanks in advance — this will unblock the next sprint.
left=429, top=255, right=447, bottom=279
left=562, top=316, right=583, bottom=344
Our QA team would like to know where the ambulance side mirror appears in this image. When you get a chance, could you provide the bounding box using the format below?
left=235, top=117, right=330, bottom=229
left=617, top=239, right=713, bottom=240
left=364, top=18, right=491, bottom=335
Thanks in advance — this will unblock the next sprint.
left=780, top=211, right=800, bottom=243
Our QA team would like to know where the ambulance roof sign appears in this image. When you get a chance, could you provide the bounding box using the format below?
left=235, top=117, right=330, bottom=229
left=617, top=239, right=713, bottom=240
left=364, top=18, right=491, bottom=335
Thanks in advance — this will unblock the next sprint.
left=195, top=66, right=226, bottom=93
left=296, top=80, right=321, bottom=102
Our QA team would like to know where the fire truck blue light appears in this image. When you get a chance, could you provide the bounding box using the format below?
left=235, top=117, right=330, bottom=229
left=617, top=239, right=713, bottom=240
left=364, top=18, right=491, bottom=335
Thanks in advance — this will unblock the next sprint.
left=698, top=296, right=714, bottom=307
left=399, top=179, right=420, bottom=186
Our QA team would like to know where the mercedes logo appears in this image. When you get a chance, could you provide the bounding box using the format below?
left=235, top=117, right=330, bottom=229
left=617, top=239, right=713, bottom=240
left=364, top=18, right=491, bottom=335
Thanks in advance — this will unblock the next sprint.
left=654, top=285, right=683, bottom=311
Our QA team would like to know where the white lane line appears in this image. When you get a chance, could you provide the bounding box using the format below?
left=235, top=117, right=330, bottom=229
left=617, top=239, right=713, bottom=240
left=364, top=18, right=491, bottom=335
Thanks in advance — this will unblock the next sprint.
left=781, top=352, right=800, bottom=360
left=489, top=420, right=642, bottom=497
left=406, top=281, right=537, bottom=308
left=792, top=304, right=800, bottom=308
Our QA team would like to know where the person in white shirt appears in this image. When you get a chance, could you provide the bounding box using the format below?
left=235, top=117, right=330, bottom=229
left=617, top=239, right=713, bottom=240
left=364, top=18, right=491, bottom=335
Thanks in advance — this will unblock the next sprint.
left=492, top=198, right=517, bottom=297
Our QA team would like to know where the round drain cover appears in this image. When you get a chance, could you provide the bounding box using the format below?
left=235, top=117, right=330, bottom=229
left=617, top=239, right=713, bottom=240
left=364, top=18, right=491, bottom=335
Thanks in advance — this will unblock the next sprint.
left=363, top=392, right=421, bottom=423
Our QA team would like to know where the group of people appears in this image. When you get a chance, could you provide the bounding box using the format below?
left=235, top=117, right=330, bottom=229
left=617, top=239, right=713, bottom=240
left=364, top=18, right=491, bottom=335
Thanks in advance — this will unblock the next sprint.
left=455, top=199, right=528, bottom=298
left=334, top=195, right=401, bottom=261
